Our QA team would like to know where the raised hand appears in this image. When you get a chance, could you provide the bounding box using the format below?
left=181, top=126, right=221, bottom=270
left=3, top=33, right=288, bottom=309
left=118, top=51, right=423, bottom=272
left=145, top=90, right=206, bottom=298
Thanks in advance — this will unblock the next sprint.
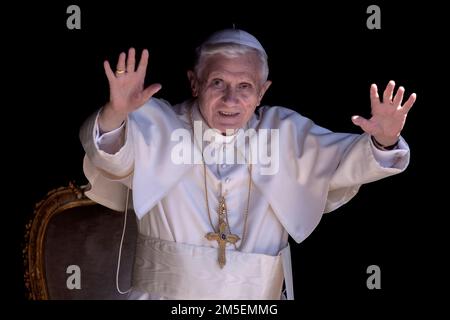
left=99, top=48, right=162, bottom=132
left=351, top=81, right=416, bottom=147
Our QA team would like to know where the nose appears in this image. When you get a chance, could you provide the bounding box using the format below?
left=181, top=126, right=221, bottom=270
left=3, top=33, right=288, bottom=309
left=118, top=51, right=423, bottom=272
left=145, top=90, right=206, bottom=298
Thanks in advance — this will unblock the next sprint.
left=222, top=86, right=239, bottom=105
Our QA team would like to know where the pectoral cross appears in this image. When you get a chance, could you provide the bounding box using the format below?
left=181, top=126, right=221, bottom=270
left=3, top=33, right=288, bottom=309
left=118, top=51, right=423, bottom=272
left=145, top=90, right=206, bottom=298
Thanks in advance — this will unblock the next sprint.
left=205, top=197, right=240, bottom=268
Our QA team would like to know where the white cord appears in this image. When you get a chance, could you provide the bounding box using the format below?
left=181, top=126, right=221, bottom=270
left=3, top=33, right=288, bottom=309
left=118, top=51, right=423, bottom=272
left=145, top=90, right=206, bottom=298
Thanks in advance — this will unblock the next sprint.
left=116, top=187, right=132, bottom=295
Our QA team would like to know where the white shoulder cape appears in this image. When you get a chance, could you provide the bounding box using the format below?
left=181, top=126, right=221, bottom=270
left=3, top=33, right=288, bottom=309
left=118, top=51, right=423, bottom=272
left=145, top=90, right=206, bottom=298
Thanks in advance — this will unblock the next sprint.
left=80, top=98, right=409, bottom=243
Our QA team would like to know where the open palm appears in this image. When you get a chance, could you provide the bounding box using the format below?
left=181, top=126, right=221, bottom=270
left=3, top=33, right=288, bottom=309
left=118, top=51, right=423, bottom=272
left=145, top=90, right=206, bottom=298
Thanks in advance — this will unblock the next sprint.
left=104, top=48, right=161, bottom=115
left=352, top=81, right=416, bottom=146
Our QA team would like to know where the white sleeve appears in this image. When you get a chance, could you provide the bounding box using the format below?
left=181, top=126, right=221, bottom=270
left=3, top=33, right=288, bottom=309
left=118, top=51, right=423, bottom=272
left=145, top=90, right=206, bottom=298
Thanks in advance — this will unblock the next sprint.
left=369, top=137, right=409, bottom=169
left=325, top=134, right=409, bottom=213
left=79, top=109, right=134, bottom=179
left=95, top=116, right=126, bottom=155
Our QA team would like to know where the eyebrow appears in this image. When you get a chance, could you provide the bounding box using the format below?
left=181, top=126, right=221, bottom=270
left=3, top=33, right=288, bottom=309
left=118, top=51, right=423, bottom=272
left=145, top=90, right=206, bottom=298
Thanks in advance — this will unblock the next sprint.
left=207, top=72, right=256, bottom=83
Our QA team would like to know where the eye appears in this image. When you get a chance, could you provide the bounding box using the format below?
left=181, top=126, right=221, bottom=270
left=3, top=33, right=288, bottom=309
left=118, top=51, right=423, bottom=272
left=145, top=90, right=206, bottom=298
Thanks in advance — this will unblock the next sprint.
left=211, top=79, right=224, bottom=88
left=238, top=82, right=252, bottom=90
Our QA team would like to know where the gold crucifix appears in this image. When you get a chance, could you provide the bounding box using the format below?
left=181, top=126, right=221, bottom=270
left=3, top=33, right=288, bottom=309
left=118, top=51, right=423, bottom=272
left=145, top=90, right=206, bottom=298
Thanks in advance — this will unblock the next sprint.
left=206, top=221, right=240, bottom=268
left=205, top=197, right=240, bottom=268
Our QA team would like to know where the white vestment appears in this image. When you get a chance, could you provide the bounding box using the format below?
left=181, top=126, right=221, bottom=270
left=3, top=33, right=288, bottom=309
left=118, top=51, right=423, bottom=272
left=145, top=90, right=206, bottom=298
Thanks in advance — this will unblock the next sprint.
left=79, top=98, right=409, bottom=299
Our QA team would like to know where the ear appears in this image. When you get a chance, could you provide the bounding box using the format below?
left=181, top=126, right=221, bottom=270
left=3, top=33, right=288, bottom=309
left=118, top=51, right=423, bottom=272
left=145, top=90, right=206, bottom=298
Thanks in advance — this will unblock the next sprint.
left=187, top=70, right=199, bottom=97
left=257, top=80, right=272, bottom=105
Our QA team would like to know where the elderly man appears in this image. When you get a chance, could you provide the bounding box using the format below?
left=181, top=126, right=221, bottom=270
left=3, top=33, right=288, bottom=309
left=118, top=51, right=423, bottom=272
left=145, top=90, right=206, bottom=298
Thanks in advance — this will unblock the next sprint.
left=80, top=29, right=416, bottom=300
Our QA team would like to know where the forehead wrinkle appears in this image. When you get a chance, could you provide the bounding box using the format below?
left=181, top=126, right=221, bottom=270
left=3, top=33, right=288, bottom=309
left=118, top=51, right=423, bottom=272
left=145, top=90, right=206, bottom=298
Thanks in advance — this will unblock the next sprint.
left=199, top=53, right=262, bottom=83
left=209, top=70, right=254, bottom=81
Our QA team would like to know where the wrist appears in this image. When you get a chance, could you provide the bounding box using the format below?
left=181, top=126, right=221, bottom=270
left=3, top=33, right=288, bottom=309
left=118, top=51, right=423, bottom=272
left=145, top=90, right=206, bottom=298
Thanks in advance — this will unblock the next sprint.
left=99, top=104, right=127, bottom=133
left=371, top=136, right=399, bottom=151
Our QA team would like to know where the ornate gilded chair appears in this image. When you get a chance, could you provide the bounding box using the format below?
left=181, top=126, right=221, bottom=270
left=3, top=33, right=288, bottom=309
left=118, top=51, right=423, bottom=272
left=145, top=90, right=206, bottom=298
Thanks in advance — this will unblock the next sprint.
left=24, top=183, right=137, bottom=300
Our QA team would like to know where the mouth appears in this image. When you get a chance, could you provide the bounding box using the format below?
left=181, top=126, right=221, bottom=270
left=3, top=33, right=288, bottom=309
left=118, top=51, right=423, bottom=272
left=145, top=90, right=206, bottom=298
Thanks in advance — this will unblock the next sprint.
left=218, top=111, right=240, bottom=118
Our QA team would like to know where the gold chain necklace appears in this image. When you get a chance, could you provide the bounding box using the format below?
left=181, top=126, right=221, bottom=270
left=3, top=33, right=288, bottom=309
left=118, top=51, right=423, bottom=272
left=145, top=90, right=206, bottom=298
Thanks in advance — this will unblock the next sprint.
left=188, top=106, right=252, bottom=268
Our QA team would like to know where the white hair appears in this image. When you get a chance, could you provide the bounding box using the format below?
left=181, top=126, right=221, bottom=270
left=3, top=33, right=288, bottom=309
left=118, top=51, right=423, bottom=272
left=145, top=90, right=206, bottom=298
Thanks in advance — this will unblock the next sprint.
left=194, top=42, right=269, bottom=84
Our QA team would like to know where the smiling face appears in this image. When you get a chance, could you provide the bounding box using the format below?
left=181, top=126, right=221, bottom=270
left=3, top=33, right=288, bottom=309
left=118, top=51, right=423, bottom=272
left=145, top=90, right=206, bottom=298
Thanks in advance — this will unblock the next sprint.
left=188, top=51, right=271, bottom=134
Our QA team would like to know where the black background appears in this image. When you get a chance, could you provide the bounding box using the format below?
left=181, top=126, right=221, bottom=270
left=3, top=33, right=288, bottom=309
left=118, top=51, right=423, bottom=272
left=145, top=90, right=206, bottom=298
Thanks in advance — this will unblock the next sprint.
left=5, top=0, right=446, bottom=316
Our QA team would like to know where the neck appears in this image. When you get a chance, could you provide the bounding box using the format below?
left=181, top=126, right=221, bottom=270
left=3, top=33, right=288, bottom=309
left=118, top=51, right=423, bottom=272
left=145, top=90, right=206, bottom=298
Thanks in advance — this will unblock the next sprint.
left=215, top=128, right=239, bottom=136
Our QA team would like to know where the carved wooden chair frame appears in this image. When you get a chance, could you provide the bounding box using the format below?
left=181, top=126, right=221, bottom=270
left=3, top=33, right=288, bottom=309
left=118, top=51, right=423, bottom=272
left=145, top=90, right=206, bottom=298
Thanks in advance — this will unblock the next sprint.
left=23, top=182, right=95, bottom=300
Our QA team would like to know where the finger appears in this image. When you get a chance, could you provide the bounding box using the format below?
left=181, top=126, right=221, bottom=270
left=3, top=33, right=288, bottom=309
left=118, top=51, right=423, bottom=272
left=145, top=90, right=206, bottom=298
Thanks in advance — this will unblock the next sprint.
left=142, top=83, right=162, bottom=101
left=392, top=86, right=405, bottom=107
left=116, top=52, right=126, bottom=74
left=103, top=60, right=115, bottom=82
left=370, top=84, right=380, bottom=105
left=137, top=49, right=149, bottom=74
left=126, top=47, right=136, bottom=73
left=383, top=80, right=395, bottom=103
left=401, top=93, right=417, bottom=114
left=351, top=115, right=377, bottom=135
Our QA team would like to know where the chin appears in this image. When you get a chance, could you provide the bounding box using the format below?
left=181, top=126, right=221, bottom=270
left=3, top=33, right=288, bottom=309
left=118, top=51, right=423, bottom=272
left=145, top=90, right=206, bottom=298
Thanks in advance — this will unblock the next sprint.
left=213, top=116, right=247, bottom=131
left=216, top=122, right=243, bottom=132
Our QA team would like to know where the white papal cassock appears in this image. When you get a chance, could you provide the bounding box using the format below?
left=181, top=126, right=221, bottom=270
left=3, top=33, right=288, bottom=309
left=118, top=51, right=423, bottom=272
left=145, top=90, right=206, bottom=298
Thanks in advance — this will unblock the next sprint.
left=79, top=98, right=409, bottom=300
